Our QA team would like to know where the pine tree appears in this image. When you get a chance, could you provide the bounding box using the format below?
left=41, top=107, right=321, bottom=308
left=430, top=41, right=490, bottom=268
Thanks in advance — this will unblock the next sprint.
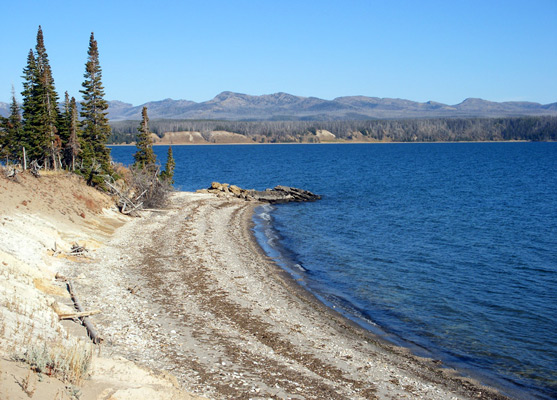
left=21, top=49, right=40, bottom=162
left=1, top=88, right=23, bottom=163
left=160, top=146, right=175, bottom=184
left=58, top=92, right=71, bottom=149
left=80, top=32, right=112, bottom=183
left=0, top=116, right=7, bottom=162
left=133, top=106, right=157, bottom=170
left=35, top=26, right=61, bottom=169
left=65, top=97, right=81, bottom=171
left=21, top=26, right=61, bottom=169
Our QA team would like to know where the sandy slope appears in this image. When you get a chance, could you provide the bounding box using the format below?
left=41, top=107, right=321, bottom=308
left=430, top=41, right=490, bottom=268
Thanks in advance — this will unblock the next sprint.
left=0, top=171, right=203, bottom=400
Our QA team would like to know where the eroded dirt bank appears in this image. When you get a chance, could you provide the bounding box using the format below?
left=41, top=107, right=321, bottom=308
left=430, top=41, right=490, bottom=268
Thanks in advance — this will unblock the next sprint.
left=0, top=172, right=203, bottom=400
left=63, top=191, right=508, bottom=400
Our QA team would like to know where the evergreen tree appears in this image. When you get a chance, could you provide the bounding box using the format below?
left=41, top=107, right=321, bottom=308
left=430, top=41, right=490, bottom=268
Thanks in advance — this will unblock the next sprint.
left=58, top=91, right=72, bottom=149
left=0, top=116, right=6, bottom=161
left=133, top=106, right=157, bottom=170
left=21, top=49, right=40, bottom=162
left=35, top=26, right=61, bottom=169
left=80, top=32, right=112, bottom=183
left=160, top=146, right=175, bottom=184
left=21, top=26, right=61, bottom=169
left=1, top=88, right=23, bottom=163
left=65, top=97, right=81, bottom=171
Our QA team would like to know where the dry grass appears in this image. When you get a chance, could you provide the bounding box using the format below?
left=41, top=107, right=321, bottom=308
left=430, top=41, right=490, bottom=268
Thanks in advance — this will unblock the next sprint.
left=15, top=341, right=93, bottom=385
left=17, top=369, right=37, bottom=397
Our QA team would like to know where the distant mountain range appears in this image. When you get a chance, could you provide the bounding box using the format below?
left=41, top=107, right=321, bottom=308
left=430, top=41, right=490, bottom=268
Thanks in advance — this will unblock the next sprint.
left=2, top=92, right=557, bottom=121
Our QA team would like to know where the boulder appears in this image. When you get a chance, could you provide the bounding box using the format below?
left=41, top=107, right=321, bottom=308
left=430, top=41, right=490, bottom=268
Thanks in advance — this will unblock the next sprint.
left=229, top=185, right=242, bottom=195
left=211, top=182, right=230, bottom=191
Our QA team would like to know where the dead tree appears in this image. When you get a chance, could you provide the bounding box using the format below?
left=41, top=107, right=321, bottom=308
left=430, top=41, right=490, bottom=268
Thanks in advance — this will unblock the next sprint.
left=29, top=160, right=42, bottom=178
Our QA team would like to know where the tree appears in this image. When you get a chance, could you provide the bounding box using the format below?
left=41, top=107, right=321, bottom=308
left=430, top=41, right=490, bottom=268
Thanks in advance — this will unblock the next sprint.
left=35, top=26, right=61, bottom=169
left=20, top=26, right=61, bottom=169
left=160, top=146, right=175, bottom=184
left=80, top=32, right=112, bottom=183
left=133, top=106, right=157, bottom=170
left=58, top=91, right=71, bottom=148
left=1, top=88, right=23, bottom=163
left=65, top=97, right=81, bottom=171
left=20, top=48, right=40, bottom=162
left=0, top=116, right=7, bottom=162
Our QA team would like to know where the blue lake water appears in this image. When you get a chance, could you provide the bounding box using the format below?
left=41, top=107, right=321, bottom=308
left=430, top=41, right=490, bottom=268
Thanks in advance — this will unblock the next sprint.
left=110, top=142, right=557, bottom=399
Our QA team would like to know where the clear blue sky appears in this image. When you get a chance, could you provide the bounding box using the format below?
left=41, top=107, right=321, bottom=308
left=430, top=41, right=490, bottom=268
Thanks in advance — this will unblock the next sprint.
left=1, top=0, right=556, bottom=106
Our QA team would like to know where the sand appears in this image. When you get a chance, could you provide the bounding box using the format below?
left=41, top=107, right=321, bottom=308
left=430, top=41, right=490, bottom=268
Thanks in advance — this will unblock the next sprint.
left=0, top=171, right=509, bottom=399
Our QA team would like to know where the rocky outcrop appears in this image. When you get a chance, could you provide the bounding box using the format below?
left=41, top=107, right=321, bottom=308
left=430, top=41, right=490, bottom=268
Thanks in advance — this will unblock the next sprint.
left=198, top=182, right=321, bottom=203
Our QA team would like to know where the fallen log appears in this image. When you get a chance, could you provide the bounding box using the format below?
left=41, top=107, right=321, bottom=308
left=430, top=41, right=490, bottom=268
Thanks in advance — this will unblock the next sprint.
left=56, top=275, right=102, bottom=344
left=58, top=309, right=101, bottom=320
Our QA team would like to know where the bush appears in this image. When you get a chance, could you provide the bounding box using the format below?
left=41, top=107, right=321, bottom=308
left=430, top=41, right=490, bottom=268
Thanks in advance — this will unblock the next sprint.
left=129, top=164, right=173, bottom=209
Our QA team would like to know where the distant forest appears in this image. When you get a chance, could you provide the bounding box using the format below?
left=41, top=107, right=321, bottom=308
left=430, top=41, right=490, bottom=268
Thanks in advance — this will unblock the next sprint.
left=110, top=116, right=557, bottom=144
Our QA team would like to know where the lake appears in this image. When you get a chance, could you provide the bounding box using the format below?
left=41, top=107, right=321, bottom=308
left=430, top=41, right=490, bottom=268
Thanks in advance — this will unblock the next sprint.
left=110, top=142, right=557, bottom=399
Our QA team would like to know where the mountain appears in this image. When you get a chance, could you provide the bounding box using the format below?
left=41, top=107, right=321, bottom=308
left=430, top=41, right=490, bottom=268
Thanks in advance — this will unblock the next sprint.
left=105, top=92, right=557, bottom=121
left=2, top=93, right=556, bottom=121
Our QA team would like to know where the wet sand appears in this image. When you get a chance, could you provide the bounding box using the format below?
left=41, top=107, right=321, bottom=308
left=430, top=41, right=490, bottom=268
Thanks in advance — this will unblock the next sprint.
left=64, top=192, right=509, bottom=399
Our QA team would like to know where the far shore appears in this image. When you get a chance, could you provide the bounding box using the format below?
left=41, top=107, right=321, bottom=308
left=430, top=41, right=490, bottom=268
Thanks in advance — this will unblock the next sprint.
left=109, top=139, right=535, bottom=146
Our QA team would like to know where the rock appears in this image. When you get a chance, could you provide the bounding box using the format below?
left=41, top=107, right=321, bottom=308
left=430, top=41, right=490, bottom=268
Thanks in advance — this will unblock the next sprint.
left=274, top=186, right=321, bottom=202
left=229, top=185, right=242, bottom=196
left=204, top=182, right=320, bottom=204
left=211, top=182, right=229, bottom=191
left=247, top=191, right=295, bottom=203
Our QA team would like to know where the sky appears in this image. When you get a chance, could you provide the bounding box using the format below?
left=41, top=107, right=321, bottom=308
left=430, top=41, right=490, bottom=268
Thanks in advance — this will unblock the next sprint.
left=1, top=0, right=556, bottom=106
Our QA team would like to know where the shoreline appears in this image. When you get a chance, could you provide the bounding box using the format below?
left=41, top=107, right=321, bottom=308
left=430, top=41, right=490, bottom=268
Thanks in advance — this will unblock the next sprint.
left=64, top=191, right=510, bottom=399
left=251, top=203, right=530, bottom=400
left=108, top=139, right=537, bottom=146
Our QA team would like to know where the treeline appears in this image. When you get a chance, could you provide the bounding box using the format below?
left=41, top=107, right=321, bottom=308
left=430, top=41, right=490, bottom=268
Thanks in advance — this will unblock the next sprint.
left=110, top=116, right=557, bottom=144
left=0, top=27, right=113, bottom=186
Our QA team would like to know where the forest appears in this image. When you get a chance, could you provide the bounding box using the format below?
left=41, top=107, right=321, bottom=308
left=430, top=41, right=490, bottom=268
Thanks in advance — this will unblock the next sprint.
left=109, top=116, right=557, bottom=144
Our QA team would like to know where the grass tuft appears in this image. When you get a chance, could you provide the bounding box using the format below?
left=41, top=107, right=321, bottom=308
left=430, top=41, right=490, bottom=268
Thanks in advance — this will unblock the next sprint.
left=15, top=341, right=93, bottom=384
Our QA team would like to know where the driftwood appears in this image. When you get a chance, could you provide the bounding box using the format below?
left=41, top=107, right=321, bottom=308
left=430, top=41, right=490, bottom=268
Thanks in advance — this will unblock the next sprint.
left=56, top=275, right=102, bottom=344
left=104, top=180, right=143, bottom=216
left=68, top=242, right=88, bottom=256
left=29, top=160, right=41, bottom=178
left=58, top=309, right=101, bottom=320
left=4, top=167, right=21, bottom=183
left=5, top=167, right=18, bottom=178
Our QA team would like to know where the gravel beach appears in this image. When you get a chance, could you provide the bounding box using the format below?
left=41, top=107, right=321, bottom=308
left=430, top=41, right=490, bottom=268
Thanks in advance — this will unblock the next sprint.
left=61, top=191, right=509, bottom=400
